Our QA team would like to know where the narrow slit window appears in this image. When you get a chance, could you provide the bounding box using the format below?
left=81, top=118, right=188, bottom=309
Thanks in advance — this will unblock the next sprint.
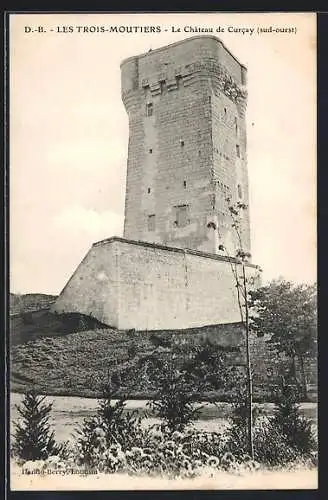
left=238, top=184, right=242, bottom=199
left=234, top=117, right=238, bottom=135
left=148, top=187, right=151, bottom=194
left=146, top=103, right=153, bottom=117
left=183, top=180, right=187, bottom=188
left=236, top=145, right=240, bottom=158
left=149, top=148, right=153, bottom=154
left=180, top=140, right=185, bottom=147
left=175, top=205, right=189, bottom=228
left=147, top=214, right=156, bottom=231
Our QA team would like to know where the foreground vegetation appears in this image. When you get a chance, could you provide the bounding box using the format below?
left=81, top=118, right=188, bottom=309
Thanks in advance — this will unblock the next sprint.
left=11, top=380, right=317, bottom=482
left=12, top=337, right=317, bottom=481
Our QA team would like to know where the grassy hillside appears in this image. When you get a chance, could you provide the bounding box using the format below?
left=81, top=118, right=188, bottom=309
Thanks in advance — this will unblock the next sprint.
left=10, top=321, right=245, bottom=399
left=10, top=293, right=57, bottom=315
left=10, top=308, right=108, bottom=345
left=9, top=300, right=246, bottom=398
left=9, top=297, right=317, bottom=401
left=10, top=328, right=157, bottom=397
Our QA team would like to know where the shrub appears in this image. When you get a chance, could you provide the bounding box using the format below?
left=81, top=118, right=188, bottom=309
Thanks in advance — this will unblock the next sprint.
left=224, top=370, right=259, bottom=455
left=149, top=333, right=172, bottom=348
left=146, top=356, right=200, bottom=432
left=12, top=391, right=63, bottom=461
left=148, top=386, right=199, bottom=433
left=225, top=375, right=317, bottom=467
left=75, top=384, right=147, bottom=468
left=72, top=423, right=258, bottom=478
left=144, top=340, right=232, bottom=433
left=252, top=416, right=302, bottom=466
left=127, top=343, right=137, bottom=359
left=271, top=377, right=317, bottom=457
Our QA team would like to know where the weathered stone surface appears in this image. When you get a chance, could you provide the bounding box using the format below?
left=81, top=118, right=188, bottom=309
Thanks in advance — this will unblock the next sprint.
left=121, top=35, right=250, bottom=257
left=52, top=237, right=261, bottom=330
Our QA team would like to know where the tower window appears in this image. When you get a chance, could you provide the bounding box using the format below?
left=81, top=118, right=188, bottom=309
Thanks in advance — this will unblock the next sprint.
left=180, top=140, right=185, bottom=147
left=175, top=205, right=189, bottom=228
left=149, top=148, right=153, bottom=154
left=147, top=214, right=156, bottom=231
left=236, top=145, right=240, bottom=158
left=237, top=184, right=242, bottom=199
left=234, top=117, right=238, bottom=135
left=146, top=103, right=153, bottom=116
left=224, top=107, right=227, bottom=115
left=148, top=187, right=151, bottom=194
left=183, top=180, right=187, bottom=188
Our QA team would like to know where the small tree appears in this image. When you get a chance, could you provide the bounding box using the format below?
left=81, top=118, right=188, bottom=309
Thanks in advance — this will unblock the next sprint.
left=146, top=354, right=200, bottom=432
left=144, top=340, right=230, bottom=432
left=97, top=382, right=143, bottom=446
left=12, top=391, right=62, bottom=461
left=271, top=376, right=317, bottom=457
left=75, top=381, right=144, bottom=465
left=249, top=279, right=317, bottom=399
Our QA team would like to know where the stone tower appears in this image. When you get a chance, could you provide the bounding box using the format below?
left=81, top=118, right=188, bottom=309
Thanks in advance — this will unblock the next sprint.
left=121, top=35, right=251, bottom=257
left=52, top=36, right=261, bottom=331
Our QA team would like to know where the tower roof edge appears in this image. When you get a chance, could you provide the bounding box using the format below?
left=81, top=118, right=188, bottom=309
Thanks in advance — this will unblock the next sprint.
left=120, top=35, right=247, bottom=72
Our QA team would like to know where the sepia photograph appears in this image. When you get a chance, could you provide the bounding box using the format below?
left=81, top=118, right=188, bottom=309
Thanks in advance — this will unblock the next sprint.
left=8, top=11, right=317, bottom=490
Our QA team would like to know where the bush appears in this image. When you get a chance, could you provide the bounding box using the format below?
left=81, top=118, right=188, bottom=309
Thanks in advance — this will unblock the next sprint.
left=225, top=380, right=261, bottom=458
left=271, top=378, right=317, bottom=457
left=145, top=356, right=201, bottom=432
left=127, top=343, right=137, bottom=359
left=73, top=421, right=255, bottom=478
left=149, top=333, right=172, bottom=348
left=225, top=376, right=317, bottom=467
left=12, top=391, right=64, bottom=461
left=75, top=384, right=147, bottom=468
left=148, top=386, right=199, bottom=433
left=252, top=416, right=304, bottom=466
left=144, top=340, right=232, bottom=432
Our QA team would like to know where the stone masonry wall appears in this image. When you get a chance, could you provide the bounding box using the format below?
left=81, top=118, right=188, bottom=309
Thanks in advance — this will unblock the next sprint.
left=121, top=36, right=250, bottom=257
left=52, top=237, right=261, bottom=330
left=52, top=242, right=120, bottom=327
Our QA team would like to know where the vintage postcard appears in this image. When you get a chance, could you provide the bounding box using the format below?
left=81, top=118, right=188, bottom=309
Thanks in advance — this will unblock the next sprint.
left=8, top=12, right=317, bottom=490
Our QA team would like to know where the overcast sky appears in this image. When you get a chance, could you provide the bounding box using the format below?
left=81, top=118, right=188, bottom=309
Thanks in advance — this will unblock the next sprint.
left=9, top=12, right=316, bottom=294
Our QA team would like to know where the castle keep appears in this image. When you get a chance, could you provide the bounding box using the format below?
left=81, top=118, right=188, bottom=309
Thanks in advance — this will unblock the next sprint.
left=52, top=36, right=261, bottom=331
left=122, top=36, right=251, bottom=256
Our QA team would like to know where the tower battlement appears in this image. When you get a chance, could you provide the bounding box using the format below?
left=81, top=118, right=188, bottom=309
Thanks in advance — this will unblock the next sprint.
left=121, top=36, right=247, bottom=95
left=121, top=35, right=251, bottom=257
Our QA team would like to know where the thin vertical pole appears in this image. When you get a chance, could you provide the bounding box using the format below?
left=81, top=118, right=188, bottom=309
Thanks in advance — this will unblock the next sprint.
left=242, top=260, right=254, bottom=459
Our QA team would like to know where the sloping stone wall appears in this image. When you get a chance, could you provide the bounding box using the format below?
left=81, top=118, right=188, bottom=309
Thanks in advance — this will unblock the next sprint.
left=52, top=237, right=261, bottom=330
